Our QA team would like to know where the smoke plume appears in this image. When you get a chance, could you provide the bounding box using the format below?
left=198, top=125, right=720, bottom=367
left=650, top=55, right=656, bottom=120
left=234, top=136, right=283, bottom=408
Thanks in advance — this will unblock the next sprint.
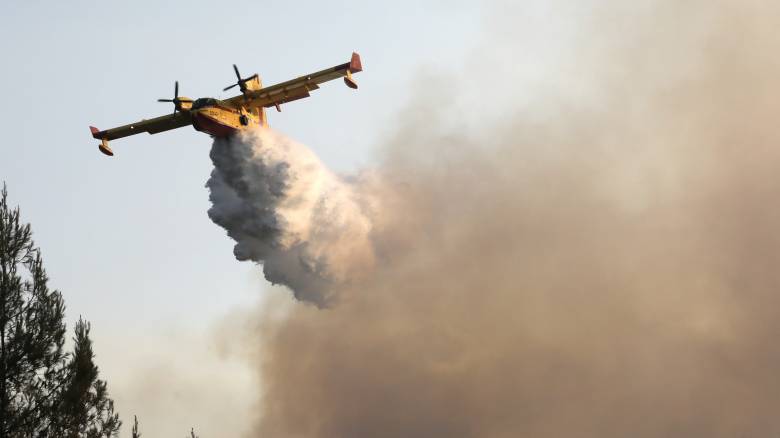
left=211, top=1, right=780, bottom=436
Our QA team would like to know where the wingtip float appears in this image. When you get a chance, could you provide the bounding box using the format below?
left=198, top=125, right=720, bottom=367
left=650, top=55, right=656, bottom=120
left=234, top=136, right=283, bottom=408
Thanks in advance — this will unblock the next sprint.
left=90, top=52, right=363, bottom=157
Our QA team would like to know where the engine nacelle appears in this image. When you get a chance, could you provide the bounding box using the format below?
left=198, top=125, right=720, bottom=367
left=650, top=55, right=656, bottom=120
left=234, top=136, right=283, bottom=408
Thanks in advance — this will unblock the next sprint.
left=176, top=97, right=193, bottom=112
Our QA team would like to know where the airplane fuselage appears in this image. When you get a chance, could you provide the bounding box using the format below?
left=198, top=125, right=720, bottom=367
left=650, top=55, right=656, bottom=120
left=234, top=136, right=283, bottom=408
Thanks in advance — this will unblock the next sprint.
left=189, top=98, right=267, bottom=138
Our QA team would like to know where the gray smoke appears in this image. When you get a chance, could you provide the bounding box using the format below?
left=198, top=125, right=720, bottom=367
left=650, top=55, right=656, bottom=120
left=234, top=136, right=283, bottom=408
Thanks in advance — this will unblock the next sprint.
left=210, top=1, right=780, bottom=436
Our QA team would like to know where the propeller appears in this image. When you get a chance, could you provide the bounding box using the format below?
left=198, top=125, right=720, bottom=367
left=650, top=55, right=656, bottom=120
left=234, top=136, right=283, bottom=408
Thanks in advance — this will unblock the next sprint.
left=158, top=81, right=193, bottom=115
left=223, top=64, right=259, bottom=92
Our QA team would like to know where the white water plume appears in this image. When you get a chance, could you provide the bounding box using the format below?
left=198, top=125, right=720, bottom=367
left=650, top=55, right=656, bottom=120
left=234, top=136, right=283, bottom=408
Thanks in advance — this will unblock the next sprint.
left=206, top=128, right=375, bottom=306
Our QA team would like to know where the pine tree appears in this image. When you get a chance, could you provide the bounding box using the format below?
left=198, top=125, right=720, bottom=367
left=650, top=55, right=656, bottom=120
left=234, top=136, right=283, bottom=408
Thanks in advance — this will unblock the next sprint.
left=0, top=184, right=122, bottom=437
left=56, top=318, right=121, bottom=438
left=0, top=184, right=68, bottom=436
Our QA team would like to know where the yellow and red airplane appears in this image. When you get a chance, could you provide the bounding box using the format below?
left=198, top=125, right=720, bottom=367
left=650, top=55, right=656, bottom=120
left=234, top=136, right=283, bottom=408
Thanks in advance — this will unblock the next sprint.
left=90, top=52, right=362, bottom=156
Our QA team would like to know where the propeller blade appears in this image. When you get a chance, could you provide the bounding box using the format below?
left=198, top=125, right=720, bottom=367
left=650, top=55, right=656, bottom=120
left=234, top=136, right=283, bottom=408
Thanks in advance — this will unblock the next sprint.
left=158, top=99, right=174, bottom=102
left=223, top=83, right=239, bottom=91
left=174, top=81, right=179, bottom=98
left=233, top=64, right=241, bottom=80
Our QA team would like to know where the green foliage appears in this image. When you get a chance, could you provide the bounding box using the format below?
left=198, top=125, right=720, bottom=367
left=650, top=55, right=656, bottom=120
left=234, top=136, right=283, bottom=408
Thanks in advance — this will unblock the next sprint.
left=0, top=184, right=68, bottom=436
left=0, top=184, right=121, bottom=437
left=55, top=318, right=121, bottom=437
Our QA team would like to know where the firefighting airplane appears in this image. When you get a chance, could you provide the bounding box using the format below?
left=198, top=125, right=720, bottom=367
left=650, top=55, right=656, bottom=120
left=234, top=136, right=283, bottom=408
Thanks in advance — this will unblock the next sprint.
left=89, top=52, right=363, bottom=156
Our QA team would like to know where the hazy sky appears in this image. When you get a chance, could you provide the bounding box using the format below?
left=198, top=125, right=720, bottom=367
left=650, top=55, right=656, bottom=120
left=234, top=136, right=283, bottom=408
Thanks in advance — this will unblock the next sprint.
left=0, top=1, right=483, bottom=435
left=7, top=1, right=780, bottom=437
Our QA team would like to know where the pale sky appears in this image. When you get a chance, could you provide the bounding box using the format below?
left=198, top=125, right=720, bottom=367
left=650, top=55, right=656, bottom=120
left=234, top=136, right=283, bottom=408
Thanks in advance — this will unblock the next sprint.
left=0, top=0, right=484, bottom=435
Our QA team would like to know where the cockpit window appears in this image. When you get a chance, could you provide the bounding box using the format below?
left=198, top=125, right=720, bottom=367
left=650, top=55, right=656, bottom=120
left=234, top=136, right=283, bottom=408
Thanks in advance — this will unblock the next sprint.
left=192, top=98, right=218, bottom=109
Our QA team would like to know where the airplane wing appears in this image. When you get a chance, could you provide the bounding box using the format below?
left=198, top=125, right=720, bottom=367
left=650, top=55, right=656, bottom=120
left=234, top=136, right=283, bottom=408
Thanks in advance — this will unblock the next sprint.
left=224, top=52, right=363, bottom=111
left=90, top=111, right=193, bottom=141
left=89, top=111, right=192, bottom=156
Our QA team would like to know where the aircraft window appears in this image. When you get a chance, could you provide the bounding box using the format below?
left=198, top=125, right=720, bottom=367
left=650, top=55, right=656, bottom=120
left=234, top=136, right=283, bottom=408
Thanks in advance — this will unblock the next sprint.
left=192, top=98, right=217, bottom=109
